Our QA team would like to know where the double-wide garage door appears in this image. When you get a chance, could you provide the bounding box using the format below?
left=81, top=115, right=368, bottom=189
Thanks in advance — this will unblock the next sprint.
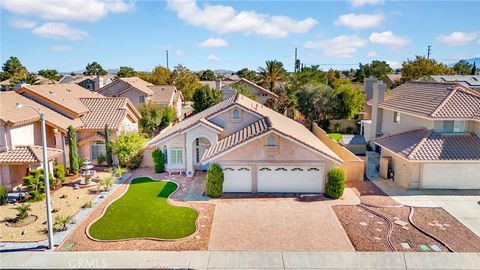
left=422, top=163, right=480, bottom=189
left=222, top=165, right=325, bottom=193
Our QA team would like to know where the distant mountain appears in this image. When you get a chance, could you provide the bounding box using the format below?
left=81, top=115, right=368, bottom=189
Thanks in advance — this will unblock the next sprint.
left=448, top=57, right=479, bottom=67
left=214, top=69, right=235, bottom=75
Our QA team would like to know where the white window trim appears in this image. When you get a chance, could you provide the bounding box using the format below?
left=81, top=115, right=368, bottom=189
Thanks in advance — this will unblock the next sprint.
left=393, top=111, right=400, bottom=123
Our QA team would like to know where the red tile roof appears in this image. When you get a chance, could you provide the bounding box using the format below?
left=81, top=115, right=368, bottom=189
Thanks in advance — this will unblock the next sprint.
left=374, top=128, right=480, bottom=161
left=149, top=85, right=180, bottom=105
left=79, top=97, right=140, bottom=130
left=0, top=145, right=63, bottom=164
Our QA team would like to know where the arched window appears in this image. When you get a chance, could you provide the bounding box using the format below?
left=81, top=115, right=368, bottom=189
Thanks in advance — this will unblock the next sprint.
left=162, top=146, right=168, bottom=164
left=267, top=136, right=276, bottom=146
left=232, top=109, right=241, bottom=119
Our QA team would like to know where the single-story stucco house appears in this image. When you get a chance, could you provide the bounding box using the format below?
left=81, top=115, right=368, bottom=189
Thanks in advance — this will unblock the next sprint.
left=143, top=93, right=343, bottom=193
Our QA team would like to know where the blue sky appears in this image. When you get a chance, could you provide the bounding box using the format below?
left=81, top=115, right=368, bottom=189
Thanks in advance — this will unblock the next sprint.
left=1, top=0, right=479, bottom=73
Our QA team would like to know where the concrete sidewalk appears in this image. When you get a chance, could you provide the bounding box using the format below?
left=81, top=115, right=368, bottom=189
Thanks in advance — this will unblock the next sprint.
left=1, top=251, right=480, bottom=269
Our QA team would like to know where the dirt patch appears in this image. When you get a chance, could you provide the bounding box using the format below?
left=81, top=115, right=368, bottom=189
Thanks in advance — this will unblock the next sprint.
left=334, top=180, right=480, bottom=252
left=58, top=169, right=215, bottom=251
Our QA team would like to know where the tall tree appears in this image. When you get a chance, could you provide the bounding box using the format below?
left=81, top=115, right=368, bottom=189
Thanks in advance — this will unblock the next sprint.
left=353, top=61, right=393, bottom=82
left=104, top=124, right=113, bottom=167
left=116, top=66, right=136, bottom=78
left=327, top=69, right=340, bottom=85
left=453, top=60, right=473, bottom=75
left=472, top=62, right=477, bottom=75
left=289, top=65, right=327, bottom=90
left=258, top=60, right=287, bottom=91
left=231, top=84, right=258, bottom=101
left=401, top=56, right=455, bottom=81
left=137, top=65, right=171, bottom=85
left=235, top=68, right=258, bottom=82
left=197, top=69, right=216, bottom=81
left=83, top=61, right=107, bottom=76
left=331, top=79, right=366, bottom=119
left=37, top=69, right=60, bottom=81
left=11, top=74, right=39, bottom=85
left=138, top=103, right=175, bottom=136
left=2, top=56, right=27, bottom=79
left=192, top=85, right=221, bottom=113
left=295, top=83, right=335, bottom=121
left=67, top=126, right=79, bottom=174
left=171, top=65, right=201, bottom=100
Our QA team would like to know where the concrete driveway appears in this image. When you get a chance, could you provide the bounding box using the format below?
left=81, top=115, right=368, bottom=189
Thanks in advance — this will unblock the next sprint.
left=208, top=189, right=359, bottom=252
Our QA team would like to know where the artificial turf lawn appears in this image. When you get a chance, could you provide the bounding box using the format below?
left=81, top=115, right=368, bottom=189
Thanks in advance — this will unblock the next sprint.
left=328, top=133, right=343, bottom=141
left=88, top=177, right=198, bottom=240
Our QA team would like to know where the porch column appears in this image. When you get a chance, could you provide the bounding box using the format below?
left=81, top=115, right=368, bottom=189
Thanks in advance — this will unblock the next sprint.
left=186, top=145, right=194, bottom=177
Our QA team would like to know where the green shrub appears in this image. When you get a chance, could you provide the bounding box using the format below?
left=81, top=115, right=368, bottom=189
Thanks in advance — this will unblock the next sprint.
left=78, top=157, right=86, bottom=169
left=53, top=165, right=65, bottom=182
left=125, top=150, right=143, bottom=169
left=54, top=215, right=73, bottom=231
left=152, top=148, right=165, bottom=173
left=0, top=186, right=8, bottom=205
left=325, top=168, right=345, bottom=199
left=28, top=190, right=45, bottom=201
left=99, top=175, right=115, bottom=191
left=113, top=167, right=127, bottom=177
left=83, top=201, right=93, bottom=208
left=15, top=203, right=31, bottom=220
left=97, top=155, right=106, bottom=166
left=111, top=131, right=146, bottom=168
left=206, top=163, right=224, bottom=198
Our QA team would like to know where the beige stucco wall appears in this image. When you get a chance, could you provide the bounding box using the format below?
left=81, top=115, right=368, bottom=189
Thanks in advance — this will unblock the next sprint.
left=312, top=123, right=364, bottom=181
left=142, top=132, right=188, bottom=170
left=118, top=88, right=149, bottom=107
left=99, top=80, right=129, bottom=96
left=0, top=164, right=30, bottom=190
left=208, top=106, right=262, bottom=138
left=381, top=148, right=420, bottom=189
left=10, top=124, right=35, bottom=149
left=467, top=120, right=480, bottom=136
left=381, top=109, right=434, bottom=136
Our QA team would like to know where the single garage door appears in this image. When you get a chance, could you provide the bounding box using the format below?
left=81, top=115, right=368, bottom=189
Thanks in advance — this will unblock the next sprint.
left=257, top=166, right=325, bottom=193
left=422, top=163, right=480, bottom=189
left=222, top=166, right=252, bottom=192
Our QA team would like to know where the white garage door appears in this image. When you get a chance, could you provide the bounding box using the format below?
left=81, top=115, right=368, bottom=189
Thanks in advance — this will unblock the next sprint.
left=422, top=163, right=480, bottom=189
left=222, top=166, right=252, bottom=192
left=257, top=166, right=325, bottom=193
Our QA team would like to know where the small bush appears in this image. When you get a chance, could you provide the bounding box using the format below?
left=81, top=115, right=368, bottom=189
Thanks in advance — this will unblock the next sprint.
left=83, top=201, right=93, bottom=208
left=0, top=186, right=8, bottom=205
left=206, top=163, right=224, bottom=198
left=99, top=176, right=115, bottom=191
left=125, top=150, right=143, bottom=169
left=319, top=119, right=330, bottom=132
left=28, top=190, right=45, bottom=202
left=53, top=165, right=66, bottom=182
left=15, top=203, right=31, bottom=221
left=97, top=155, right=106, bottom=166
left=333, top=123, right=342, bottom=133
left=78, top=157, right=86, bottom=169
left=54, top=215, right=73, bottom=231
left=152, top=148, right=165, bottom=173
left=325, top=168, right=345, bottom=199
left=113, top=167, right=127, bottom=177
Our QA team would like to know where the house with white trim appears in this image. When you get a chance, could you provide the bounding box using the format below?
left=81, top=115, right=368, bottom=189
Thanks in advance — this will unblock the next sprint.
left=367, top=81, right=480, bottom=189
left=143, top=93, right=343, bottom=193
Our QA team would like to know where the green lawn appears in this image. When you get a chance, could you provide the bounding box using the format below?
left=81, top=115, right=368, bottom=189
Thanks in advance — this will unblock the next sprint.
left=328, top=133, right=343, bottom=141
left=88, top=177, right=198, bottom=240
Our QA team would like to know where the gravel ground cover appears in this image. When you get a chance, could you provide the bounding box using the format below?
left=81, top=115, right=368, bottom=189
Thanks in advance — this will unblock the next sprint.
left=58, top=169, right=215, bottom=251
left=333, top=180, right=480, bottom=252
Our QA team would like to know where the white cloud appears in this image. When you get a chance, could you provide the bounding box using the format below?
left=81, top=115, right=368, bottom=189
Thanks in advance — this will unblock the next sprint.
left=207, top=54, right=221, bottom=61
left=350, top=0, right=384, bottom=8
left=335, top=13, right=384, bottom=29
left=304, top=35, right=368, bottom=59
left=198, top=38, right=229, bottom=48
left=174, top=50, right=183, bottom=56
left=367, top=51, right=378, bottom=58
left=0, top=0, right=134, bottom=23
left=50, top=45, right=72, bottom=52
left=437, top=32, right=479, bottom=46
left=167, top=0, right=317, bottom=38
left=387, top=61, right=402, bottom=69
left=9, top=17, right=36, bottom=29
left=32, top=23, right=88, bottom=40
left=369, top=31, right=410, bottom=49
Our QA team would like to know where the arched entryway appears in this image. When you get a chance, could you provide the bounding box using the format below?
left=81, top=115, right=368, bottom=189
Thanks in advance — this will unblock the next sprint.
left=193, top=137, right=211, bottom=170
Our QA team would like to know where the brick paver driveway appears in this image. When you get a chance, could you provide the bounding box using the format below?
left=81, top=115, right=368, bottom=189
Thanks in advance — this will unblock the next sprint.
left=208, top=189, right=358, bottom=251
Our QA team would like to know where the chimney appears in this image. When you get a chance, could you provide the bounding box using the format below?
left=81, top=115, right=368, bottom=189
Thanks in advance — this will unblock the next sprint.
left=94, top=75, right=102, bottom=91
left=370, top=82, right=386, bottom=147
left=215, top=78, right=222, bottom=91
left=14, top=82, right=29, bottom=91
left=363, top=77, right=379, bottom=101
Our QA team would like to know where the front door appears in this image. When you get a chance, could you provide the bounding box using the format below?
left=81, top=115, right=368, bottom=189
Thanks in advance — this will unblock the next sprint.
left=194, top=138, right=211, bottom=170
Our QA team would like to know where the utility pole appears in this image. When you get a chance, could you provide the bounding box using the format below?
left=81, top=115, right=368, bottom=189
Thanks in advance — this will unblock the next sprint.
left=294, top=48, right=298, bottom=73
left=427, top=45, right=431, bottom=59
left=166, top=50, right=169, bottom=70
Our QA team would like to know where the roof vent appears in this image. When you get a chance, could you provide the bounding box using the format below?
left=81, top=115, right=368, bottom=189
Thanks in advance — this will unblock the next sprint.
left=66, top=88, right=71, bottom=92
left=48, top=91, right=55, bottom=95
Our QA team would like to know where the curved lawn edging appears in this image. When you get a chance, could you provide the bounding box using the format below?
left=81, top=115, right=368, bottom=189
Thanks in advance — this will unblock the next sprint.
left=86, top=176, right=200, bottom=242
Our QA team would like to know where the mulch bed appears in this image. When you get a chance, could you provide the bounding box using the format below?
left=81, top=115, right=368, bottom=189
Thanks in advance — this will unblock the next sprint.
left=58, top=171, right=215, bottom=251
left=333, top=180, right=480, bottom=252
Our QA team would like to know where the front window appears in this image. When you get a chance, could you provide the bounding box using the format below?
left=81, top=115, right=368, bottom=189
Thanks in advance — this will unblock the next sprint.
left=139, top=95, right=145, bottom=103
left=443, top=120, right=465, bottom=132
left=393, top=111, right=400, bottom=123
left=91, top=140, right=106, bottom=160
left=169, top=148, right=183, bottom=164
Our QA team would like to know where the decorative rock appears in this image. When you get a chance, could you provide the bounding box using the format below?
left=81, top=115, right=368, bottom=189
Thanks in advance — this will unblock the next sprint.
left=376, top=221, right=384, bottom=225
left=439, top=227, right=446, bottom=230
left=373, top=237, right=381, bottom=241
left=21, top=230, right=26, bottom=235
left=427, top=223, right=435, bottom=226
left=394, top=217, right=400, bottom=220
left=375, top=228, right=382, bottom=232
left=359, top=222, right=368, bottom=226
left=357, top=209, right=363, bottom=212
left=401, top=226, right=409, bottom=230
left=430, top=245, right=442, bottom=252
left=368, top=214, right=374, bottom=218
left=434, top=223, right=442, bottom=227
left=401, top=242, right=411, bottom=249
left=195, top=235, right=200, bottom=240
left=394, top=220, right=408, bottom=226
left=443, top=224, right=450, bottom=227
left=77, top=196, right=81, bottom=199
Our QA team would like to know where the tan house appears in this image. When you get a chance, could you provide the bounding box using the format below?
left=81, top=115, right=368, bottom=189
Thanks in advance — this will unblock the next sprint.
left=144, top=93, right=342, bottom=193
left=96, top=77, right=184, bottom=119
left=59, top=74, right=115, bottom=91
left=367, top=81, right=480, bottom=189
left=201, top=78, right=278, bottom=105
left=0, top=84, right=141, bottom=190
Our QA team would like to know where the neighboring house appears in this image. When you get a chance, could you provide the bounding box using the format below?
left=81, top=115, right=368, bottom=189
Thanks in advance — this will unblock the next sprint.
left=97, top=77, right=184, bottom=119
left=16, top=84, right=140, bottom=166
left=0, top=75, right=57, bottom=91
left=143, top=93, right=343, bottom=193
left=366, top=81, right=480, bottom=189
left=383, top=74, right=402, bottom=88
left=200, top=78, right=277, bottom=105
left=429, top=75, right=480, bottom=92
left=0, top=92, right=82, bottom=190
left=59, top=74, right=115, bottom=91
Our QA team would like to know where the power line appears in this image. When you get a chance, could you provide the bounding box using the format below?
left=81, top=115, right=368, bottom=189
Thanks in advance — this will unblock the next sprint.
left=166, top=50, right=169, bottom=70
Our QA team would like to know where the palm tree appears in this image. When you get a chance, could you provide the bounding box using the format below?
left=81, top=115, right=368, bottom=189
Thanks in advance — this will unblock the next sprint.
left=15, top=204, right=31, bottom=221
left=54, top=215, right=73, bottom=231
left=257, top=60, right=287, bottom=91
left=12, top=73, right=39, bottom=85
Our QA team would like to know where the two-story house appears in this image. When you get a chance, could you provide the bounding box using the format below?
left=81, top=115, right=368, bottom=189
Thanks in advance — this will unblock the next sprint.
left=200, top=78, right=278, bottom=105
left=143, top=93, right=343, bottom=193
left=96, top=77, right=184, bottom=119
left=59, top=74, right=115, bottom=91
left=367, top=81, right=480, bottom=189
